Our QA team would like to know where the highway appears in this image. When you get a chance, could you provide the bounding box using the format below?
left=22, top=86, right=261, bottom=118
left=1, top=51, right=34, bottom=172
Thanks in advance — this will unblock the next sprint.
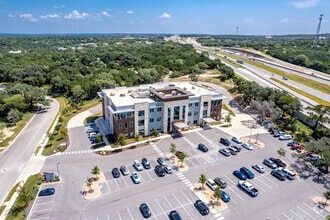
left=0, top=99, right=59, bottom=203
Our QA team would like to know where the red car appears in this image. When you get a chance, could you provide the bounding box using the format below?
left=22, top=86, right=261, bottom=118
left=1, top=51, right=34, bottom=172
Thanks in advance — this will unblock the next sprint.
left=291, top=144, right=304, bottom=150
left=302, top=151, right=315, bottom=157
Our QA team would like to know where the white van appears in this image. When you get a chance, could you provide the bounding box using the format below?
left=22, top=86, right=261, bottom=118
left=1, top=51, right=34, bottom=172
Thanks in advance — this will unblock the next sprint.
left=282, top=168, right=296, bottom=180
left=206, top=178, right=217, bottom=191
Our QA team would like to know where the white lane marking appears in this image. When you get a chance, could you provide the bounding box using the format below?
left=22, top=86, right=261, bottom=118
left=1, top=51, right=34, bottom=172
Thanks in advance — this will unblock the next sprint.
left=154, top=198, right=166, bottom=214
left=214, top=212, right=222, bottom=217
left=303, top=203, right=326, bottom=219
left=163, top=195, right=174, bottom=210
left=297, top=206, right=317, bottom=220
left=290, top=209, right=304, bottom=220
left=282, top=212, right=293, bottom=220
left=228, top=188, right=245, bottom=201
left=255, top=177, right=272, bottom=189
left=117, top=211, right=122, bottom=220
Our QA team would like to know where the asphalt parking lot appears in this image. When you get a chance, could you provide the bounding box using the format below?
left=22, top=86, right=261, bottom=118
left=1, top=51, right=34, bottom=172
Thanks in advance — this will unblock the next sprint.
left=37, top=126, right=329, bottom=220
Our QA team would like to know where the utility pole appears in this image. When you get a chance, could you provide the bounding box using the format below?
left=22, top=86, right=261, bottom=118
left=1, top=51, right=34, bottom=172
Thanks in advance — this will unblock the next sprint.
left=312, top=14, right=324, bottom=47
left=236, top=26, right=239, bottom=36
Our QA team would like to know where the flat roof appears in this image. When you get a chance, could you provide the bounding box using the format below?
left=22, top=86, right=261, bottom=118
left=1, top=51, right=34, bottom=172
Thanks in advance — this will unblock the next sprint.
left=102, top=82, right=225, bottom=108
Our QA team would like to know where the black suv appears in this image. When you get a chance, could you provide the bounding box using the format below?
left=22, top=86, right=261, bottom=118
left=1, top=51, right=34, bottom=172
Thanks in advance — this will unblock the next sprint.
left=112, top=167, right=121, bottom=178
left=194, top=200, right=209, bottom=216
left=154, top=165, right=166, bottom=177
left=269, top=157, right=286, bottom=168
left=198, top=143, right=209, bottom=152
left=220, top=138, right=231, bottom=146
left=141, top=158, right=151, bottom=169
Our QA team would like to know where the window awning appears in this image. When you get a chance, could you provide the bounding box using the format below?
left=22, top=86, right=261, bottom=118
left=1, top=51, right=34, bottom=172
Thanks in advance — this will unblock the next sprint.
left=173, top=121, right=189, bottom=129
left=202, top=117, right=217, bottom=124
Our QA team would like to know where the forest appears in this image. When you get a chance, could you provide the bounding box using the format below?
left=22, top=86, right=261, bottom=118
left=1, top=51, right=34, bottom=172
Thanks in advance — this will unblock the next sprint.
left=196, top=34, right=330, bottom=74
left=0, top=35, right=225, bottom=123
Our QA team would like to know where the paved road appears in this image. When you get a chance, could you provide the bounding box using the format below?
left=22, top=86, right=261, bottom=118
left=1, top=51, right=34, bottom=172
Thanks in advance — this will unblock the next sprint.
left=0, top=99, right=59, bottom=203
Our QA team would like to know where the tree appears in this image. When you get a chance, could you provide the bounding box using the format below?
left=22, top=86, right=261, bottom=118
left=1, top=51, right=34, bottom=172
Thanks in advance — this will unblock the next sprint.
left=277, top=147, right=286, bottom=158
left=199, top=173, right=207, bottom=189
left=6, top=109, right=22, bottom=124
left=85, top=177, right=94, bottom=193
left=306, top=105, right=330, bottom=130
left=170, top=143, right=176, bottom=159
left=213, top=186, right=222, bottom=205
left=176, top=151, right=187, bottom=168
left=324, top=190, right=330, bottom=206
left=135, top=133, right=140, bottom=142
left=117, top=133, right=126, bottom=146
left=224, top=114, right=232, bottom=124
left=91, top=166, right=100, bottom=180
left=151, top=128, right=159, bottom=137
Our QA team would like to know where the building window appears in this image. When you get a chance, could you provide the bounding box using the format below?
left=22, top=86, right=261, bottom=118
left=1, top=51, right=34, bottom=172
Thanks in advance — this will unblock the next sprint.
left=174, top=106, right=180, bottom=120
left=157, top=117, right=161, bottom=122
left=130, top=131, right=134, bottom=137
left=138, top=110, right=144, bottom=117
left=203, top=110, right=207, bottom=117
left=183, top=106, right=186, bottom=120
left=119, top=123, right=122, bottom=129
left=188, top=112, right=192, bottom=116
left=125, top=122, right=128, bottom=128
left=130, top=121, right=134, bottom=128
left=139, top=129, right=144, bottom=136
left=194, top=111, right=198, bottom=116
left=189, top=103, right=192, bottom=107
left=203, top=102, right=208, bottom=107
left=125, top=132, right=128, bottom=137
left=138, top=119, right=144, bottom=126
left=157, top=107, right=162, bottom=112
left=195, top=103, right=199, bottom=107
left=149, top=118, right=154, bottom=123
left=193, top=120, right=198, bottom=124
left=150, top=108, right=154, bottom=113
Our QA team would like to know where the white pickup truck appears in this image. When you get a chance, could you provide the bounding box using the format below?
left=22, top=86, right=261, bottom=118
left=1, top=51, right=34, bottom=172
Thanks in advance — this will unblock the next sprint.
left=238, top=180, right=259, bottom=197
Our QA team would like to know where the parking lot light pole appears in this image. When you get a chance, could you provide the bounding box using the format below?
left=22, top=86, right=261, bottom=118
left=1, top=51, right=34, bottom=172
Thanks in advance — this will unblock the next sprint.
left=56, top=162, right=60, bottom=178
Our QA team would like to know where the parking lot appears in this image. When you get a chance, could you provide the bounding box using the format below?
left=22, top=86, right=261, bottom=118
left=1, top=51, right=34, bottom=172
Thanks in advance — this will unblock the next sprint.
left=35, top=124, right=329, bottom=220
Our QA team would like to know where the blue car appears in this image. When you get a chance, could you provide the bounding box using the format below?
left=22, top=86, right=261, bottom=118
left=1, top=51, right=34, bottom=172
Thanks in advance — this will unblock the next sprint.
left=240, top=167, right=255, bottom=179
left=233, top=170, right=247, bottom=180
left=221, top=191, right=231, bottom=202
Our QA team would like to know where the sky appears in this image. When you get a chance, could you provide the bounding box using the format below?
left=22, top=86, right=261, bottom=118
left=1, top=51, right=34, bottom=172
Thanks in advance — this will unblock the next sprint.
left=0, top=0, right=329, bottom=35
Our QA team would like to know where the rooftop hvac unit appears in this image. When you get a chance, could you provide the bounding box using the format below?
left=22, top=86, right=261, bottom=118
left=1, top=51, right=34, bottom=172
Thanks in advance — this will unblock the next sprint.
left=120, top=93, right=126, bottom=97
left=110, top=92, right=115, bottom=96
left=192, top=86, right=195, bottom=89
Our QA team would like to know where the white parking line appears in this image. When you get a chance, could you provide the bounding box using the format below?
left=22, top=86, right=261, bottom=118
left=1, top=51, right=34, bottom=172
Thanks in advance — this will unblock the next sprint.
left=172, top=193, right=183, bottom=206
left=255, top=177, right=273, bottom=189
left=229, top=188, right=245, bottom=201
left=282, top=212, right=293, bottom=220
left=214, top=212, right=222, bottom=217
left=182, top=179, right=189, bottom=183
left=290, top=209, right=304, bottom=219
left=163, top=195, right=174, bottom=209
left=303, top=203, right=326, bottom=219
left=107, top=214, right=110, bottom=220
left=297, top=206, right=317, bottom=220
left=32, top=217, right=52, bottom=220
left=114, top=178, right=120, bottom=190
left=145, top=170, right=154, bottom=181
left=127, top=207, right=134, bottom=220
left=34, top=201, right=54, bottom=206
left=180, top=190, right=192, bottom=203
left=181, top=204, right=194, bottom=220
left=251, top=181, right=266, bottom=192
left=117, top=211, right=122, bottom=220
left=32, top=208, right=53, bottom=213
left=263, top=175, right=279, bottom=187
left=223, top=175, right=236, bottom=185
left=154, top=198, right=166, bottom=214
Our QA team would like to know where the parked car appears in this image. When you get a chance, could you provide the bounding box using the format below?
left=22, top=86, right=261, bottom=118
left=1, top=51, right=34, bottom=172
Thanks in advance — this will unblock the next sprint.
left=214, top=177, right=227, bottom=188
left=131, top=172, right=141, bottom=184
left=242, top=142, right=253, bottom=150
left=164, top=165, right=173, bottom=174
left=233, top=170, right=247, bottom=180
left=302, top=151, right=316, bottom=157
left=291, top=144, right=304, bottom=151
left=269, top=157, right=286, bottom=168
left=155, top=165, right=166, bottom=177
left=112, top=167, right=121, bottom=178
left=139, top=203, right=152, bottom=218
left=194, top=200, right=209, bottom=216
left=307, top=154, right=322, bottom=161
left=232, top=145, right=241, bottom=152
left=220, top=138, right=231, bottom=146
left=206, top=178, right=218, bottom=191
left=240, top=167, right=254, bottom=179
left=169, top=210, right=182, bottom=220
left=281, top=168, right=296, bottom=180
left=197, top=143, right=209, bottom=152
left=133, top=160, right=143, bottom=171
left=271, top=169, right=286, bottom=181
left=287, top=141, right=300, bottom=147
left=232, top=136, right=242, bottom=144
left=142, top=158, right=151, bottom=169
left=269, top=127, right=278, bottom=134
left=120, top=165, right=129, bottom=176
left=227, top=147, right=238, bottom=155
left=279, top=134, right=292, bottom=140
left=219, top=148, right=231, bottom=157
left=263, top=158, right=277, bottom=169
left=157, top=157, right=166, bottom=166
left=251, top=164, right=265, bottom=173
left=221, top=191, right=231, bottom=202
left=38, top=188, right=55, bottom=197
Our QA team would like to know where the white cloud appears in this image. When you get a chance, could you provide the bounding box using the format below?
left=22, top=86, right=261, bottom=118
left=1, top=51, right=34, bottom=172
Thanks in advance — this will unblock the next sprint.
left=54, top=5, right=65, bottom=9
left=40, top=14, right=60, bottom=19
left=127, top=10, right=134, bottom=14
left=159, top=12, right=171, bottom=19
left=8, top=13, right=16, bottom=18
left=244, top=18, right=255, bottom=23
left=290, top=0, right=319, bottom=8
left=20, top=13, right=33, bottom=19
left=280, top=18, right=290, bottom=23
left=20, top=13, right=38, bottom=22
left=64, top=10, right=89, bottom=20
left=101, top=11, right=110, bottom=17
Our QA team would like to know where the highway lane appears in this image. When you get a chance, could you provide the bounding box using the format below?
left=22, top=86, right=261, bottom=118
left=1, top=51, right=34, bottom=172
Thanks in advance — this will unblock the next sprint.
left=0, top=99, right=59, bottom=203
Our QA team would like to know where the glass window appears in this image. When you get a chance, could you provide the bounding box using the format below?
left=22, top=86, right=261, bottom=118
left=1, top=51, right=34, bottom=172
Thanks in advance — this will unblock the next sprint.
left=138, top=110, right=144, bottom=117
left=119, top=123, right=122, bottom=129
left=193, top=120, right=198, bottom=124
left=194, top=111, right=198, bottom=116
left=203, top=110, right=207, bottom=117
left=188, top=112, right=192, bottom=116
left=138, top=120, right=144, bottom=126
left=130, top=121, right=134, bottom=128
left=125, top=122, right=128, bottom=128
left=195, top=103, right=199, bottom=107
left=203, top=102, right=208, bottom=107
left=174, top=106, right=180, bottom=120
left=150, top=108, right=154, bottom=113
left=149, top=118, right=154, bottom=123
left=189, top=103, right=192, bottom=107
left=157, top=117, right=162, bottom=122
left=157, top=107, right=162, bottom=112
